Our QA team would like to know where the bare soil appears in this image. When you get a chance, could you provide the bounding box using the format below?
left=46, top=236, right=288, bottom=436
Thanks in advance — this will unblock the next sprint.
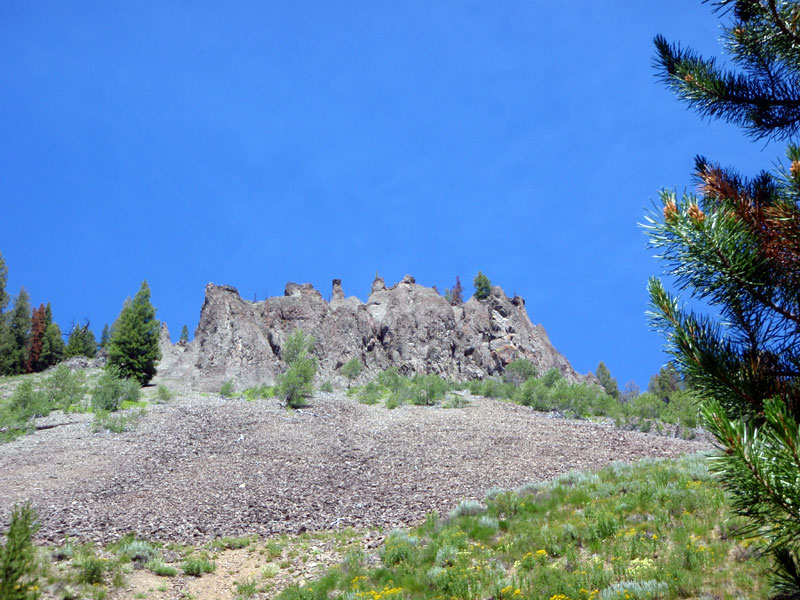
left=0, top=390, right=707, bottom=546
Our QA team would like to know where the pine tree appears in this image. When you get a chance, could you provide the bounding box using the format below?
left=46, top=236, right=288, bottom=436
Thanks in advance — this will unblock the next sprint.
left=107, top=281, right=161, bottom=384
left=24, top=305, right=46, bottom=373
left=647, top=364, right=682, bottom=402
left=648, top=3, right=800, bottom=593
left=654, top=0, right=800, bottom=142
left=39, top=322, right=65, bottom=368
left=595, top=361, right=620, bottom=400
left=473, top=272, right=491, bottom=300
left=0, top=288, right=31, bottom=376
left=179, top=324, right=189, bottom=344
left=65, top=323, right=97, bottom=359
left=445, top=276, right=464, bottom=305
left=0, top=251, right=8, bottom=314
left=99, top=323, right=110, bottom=349
left=0, top=502, right=40, bottom=600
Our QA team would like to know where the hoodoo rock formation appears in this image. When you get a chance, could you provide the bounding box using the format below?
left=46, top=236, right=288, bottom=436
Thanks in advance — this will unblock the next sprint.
left=160, top=275, right=586, bottom=391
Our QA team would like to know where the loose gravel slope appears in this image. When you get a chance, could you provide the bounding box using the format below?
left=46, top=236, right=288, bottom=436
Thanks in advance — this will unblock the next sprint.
left=0, top=392, right=708, bottom=543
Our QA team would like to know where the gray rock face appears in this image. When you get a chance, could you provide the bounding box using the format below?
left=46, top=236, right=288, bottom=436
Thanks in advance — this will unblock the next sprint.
left=162, top=276, right=586, bottom=391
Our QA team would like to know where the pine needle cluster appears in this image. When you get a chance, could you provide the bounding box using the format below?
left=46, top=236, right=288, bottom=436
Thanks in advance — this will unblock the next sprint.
left=650, top=2, right=800, bottom=594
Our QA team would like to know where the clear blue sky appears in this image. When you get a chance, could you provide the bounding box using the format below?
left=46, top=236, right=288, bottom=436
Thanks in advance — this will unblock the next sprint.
left=0, top=2, right=781, bottom=388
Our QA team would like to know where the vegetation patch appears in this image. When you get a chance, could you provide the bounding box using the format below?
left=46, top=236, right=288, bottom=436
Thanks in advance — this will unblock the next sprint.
left=276, top=453, right=771, bottom=600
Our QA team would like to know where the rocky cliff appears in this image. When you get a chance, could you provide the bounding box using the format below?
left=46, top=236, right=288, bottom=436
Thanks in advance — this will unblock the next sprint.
left=160, top=275, right=585, bottom=391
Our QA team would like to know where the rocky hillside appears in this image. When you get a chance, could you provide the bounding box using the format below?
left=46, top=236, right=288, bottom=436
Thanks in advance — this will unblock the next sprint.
left=159, top=275, right=586, bottom=391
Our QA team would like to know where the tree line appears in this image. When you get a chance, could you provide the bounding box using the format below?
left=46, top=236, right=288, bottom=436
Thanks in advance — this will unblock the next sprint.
left=0, top=251, right=160, bottom=384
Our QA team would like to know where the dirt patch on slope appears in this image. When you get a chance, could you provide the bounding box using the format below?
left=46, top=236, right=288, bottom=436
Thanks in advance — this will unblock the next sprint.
left=0, top=392, right=707, bottom=544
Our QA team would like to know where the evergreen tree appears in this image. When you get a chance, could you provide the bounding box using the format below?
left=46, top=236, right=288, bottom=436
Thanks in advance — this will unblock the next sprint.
left=24, top=305, right=46, bottom=373
left=473, top=271, right=491, bottom=300
left=595, top=361, right=620, bottom=400
left=65, top=323, right=97, bottom=359
left=0, top=288, right=31, bottom=376
left=647, top=364, right=682, bottom=402
left=444, top=276, right=464, bottom=305
left=179, top=324, right=189, bottom=344
left=0, top=502, right=40, bottom=600
left=648, top=3, right=800, bottom=593
left=0, top=251, right=8, bottom=314
left=107, top=281, right=161, bottom=384
left=654, top=0, right=800, bottom=142
left=39, top=322, right=65, bottom=368
left=99, top=323, right=110, bottom=349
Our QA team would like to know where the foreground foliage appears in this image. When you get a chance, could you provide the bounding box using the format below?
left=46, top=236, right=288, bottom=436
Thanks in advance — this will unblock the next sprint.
left=0, top=455, right=775, bottom=600
left=650, top=1, right=800, bottom=593
left=0, top=503, right=40, bottom=600
left=278, top=454, right=770, bottom=600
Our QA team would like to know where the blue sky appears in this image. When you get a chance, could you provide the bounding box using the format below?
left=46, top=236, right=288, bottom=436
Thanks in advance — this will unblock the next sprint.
left=0, top=2, right=782, bottom=388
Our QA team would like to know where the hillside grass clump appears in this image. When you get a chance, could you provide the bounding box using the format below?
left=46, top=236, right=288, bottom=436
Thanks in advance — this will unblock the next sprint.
left=276, top=453, right=772, bottom=600
left=350, top=367, right=464, bottom=409
left=467, top=363, right=700, bottom=438
left=243, top=383, right=275, bottom=401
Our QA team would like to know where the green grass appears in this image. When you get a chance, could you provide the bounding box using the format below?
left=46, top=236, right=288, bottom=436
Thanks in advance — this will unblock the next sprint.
left=91, top=408, right=144, bottom=433
left=276, top=453, right=771, bottom=600
left=242, top=384, right=275, bottom=401
left=182, top=555, right=217, bottom=577
left=208, top=535, right=253, bottom=551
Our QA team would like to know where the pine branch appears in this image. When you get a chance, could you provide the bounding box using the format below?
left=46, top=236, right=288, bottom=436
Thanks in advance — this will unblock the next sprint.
left=768, top=0, right=800, bottom=47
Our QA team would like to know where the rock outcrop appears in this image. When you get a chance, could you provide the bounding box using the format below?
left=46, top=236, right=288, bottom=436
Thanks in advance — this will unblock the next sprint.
left=161, top=276, right=586, bottom=391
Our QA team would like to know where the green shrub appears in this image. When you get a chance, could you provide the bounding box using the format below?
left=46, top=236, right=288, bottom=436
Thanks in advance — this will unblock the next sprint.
left=182, top=556, right=216, bottom=577
left=385, top=395, right=401, bottom=410
left=145, top=559, right=177, bottom=577
left=540, top=368, right=563, bottom=388
left=208, top=536, right=251, bottom=550
left=278, top=357, right=316, bottom=408
left=443, top=394, right=469, bottom=409
left=357, top=381, right=383, bottom=405
left=319, top=381, right=334, bottom=393
left=341, top=357, right=363, bottom=387
left=471, top=378, right=515, bottom=399
left=277, top=330, right=317, bottom=408
left=281, top=329, right=315, bottom=364
left=242, top=384, right=274, bottom=400
left=42, top=365, right=86, bottom=410
left=219, top=379, right=235, bottom=398
left=516, top=377, right=550, bottom=410
left=117, top=539, right=158, bottom=564
left=663, top=390, right=699, bottom=429
left=0, top=502, right=40, bottom=600
left=381, top=531, right=419, bottom=566
left=92, top=367, right=139, bottom=412
left=411, top=374, right=449, bottom=406
left=74, top=554, right=106, bottom=585
left=503, top=359, right=538, bottom=385
left=6, top=380, right=48, bottom=420
left=155, top=385, right=173, bottom=403
left=234, top=576, right=259, bottom=599
left=376, top=367, right=404, bottom=392
left=449, top=500, right=485, bottom=518
left=92, top=409, right=143, bottom=433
